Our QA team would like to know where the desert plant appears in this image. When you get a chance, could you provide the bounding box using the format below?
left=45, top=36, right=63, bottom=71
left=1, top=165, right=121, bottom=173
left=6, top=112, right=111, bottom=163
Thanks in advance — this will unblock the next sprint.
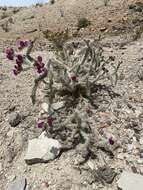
left=104, top=0, right=110, bottom=6
left=42, top=29, right=70, bottom=59
left=5, top=38, right=121, bottom=159
left=77, top=17, right=90, bottom=29
left=35, top=3, right=43, bottom=7
left=1, top=12, right=8, bottom=19
left=1, top=21, right=9, bottom=32
left=13, top=7, right=20, bottom=14
left=1, top=6, right=7, bottom=11
left=50, top=0, right=55, bottom=5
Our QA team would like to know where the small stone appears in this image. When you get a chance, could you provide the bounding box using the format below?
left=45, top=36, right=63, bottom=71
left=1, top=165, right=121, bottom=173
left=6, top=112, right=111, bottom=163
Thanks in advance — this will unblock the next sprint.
left=41, top=103, right=48, bottom=112
left=87, top=160, right=94, bottom=170
left=117, top=171, right=143, bottom=190
left=137, top=158, right=143, bottom=164
left=117, top=153, right=125, bottom=160
left=8, top=112, right=21, bottom=127
left=100, top=27, right=107, bottom=32
left=7, top=175, right=16, bottom=182
left=127, top=144, right=134, bottom=153
left=52, top=101, right=64, bottom=110
left=139, top=138, right=143, bottom=145
left=93, top=166, right=116, bottom=184
left=25, top=132, right=62, bottom=164
left=0, top=162, right=3, bottom=171
left=7, top=177, right=27, bottom=190
left=41, top=101, right=65, bottom=112
left=7, top=130, right=14, bottom=138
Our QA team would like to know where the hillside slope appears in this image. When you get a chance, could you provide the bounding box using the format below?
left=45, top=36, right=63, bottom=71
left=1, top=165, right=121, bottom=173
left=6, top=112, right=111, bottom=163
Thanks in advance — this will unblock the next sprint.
left=0, top=0, right=142, bottom=40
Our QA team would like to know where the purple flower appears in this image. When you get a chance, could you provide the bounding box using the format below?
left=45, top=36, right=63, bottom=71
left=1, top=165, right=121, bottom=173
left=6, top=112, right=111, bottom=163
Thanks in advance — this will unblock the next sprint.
left=5, top=48, right=14, bottom=60
left=37, top=56, right=42, bottom=62
left=36, top=62, right=45, bottom=70
left=24, top=40, right=31, bottom=47
left=13, top=69, right=18, bottom=76
left=108, top=137, right=114, bottom=145
left=16, top=39, right=30, bottom=50
left=17, top=40, right=25, bottom=49
left=16, top=54, right=23, bottom=62
left=69, top=73, right=77, bottom=82
left=5, top=48, right=14, bottom=55
left=37, top=120, right=45, bottom=128
left=37, top=68, right=43, bottom=74
left=14, top=65, right=18, bottom=70
left=71, top=75, right=77, bottom=82
left=15, top=63, right=22, bottom=70
left=47, top=116, right=54, bottom=127
left=14, top=56, right=23, bottom=76
left=16, top=59, right=22, bottom=66
left=34, top=56, right=46, bottom=75
left=6, top=54, right=14, bottom=60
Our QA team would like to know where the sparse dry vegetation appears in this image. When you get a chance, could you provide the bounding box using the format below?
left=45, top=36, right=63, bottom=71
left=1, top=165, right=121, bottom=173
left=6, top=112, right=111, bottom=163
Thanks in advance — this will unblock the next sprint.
left=0, top=1, right=143, bottom=190
left=77, top=17, right=91, bottom=30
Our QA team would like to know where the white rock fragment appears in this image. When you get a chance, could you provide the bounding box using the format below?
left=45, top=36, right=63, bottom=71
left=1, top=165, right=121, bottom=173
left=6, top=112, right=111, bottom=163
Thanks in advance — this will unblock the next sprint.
left=87, top=160, right=94, bottom=170
left=52, top=101, right=64, bottom=110
left=41, top=101, right=64, bottom=113
left=137, top=159, right=143, bottom=164
left=41, top=103, right=49, bottom=112
left=25, top=132, right=62, bottom=164
left=139, top=138, right=143, bottom=145
left=117, top=171, right=143, bottom=190
left=7, top=177, right=27, bottom=190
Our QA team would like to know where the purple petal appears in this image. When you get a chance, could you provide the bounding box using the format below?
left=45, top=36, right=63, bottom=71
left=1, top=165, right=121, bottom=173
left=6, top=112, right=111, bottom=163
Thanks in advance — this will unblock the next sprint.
left=16, top=54, right=23, bottom=61
left=108, top=137, right=114, bottom=145
left=24, top=40, right=30, bottom=47
left=13, top=69, right=18, bottom=76
left=47, top=116, right=54, bottom=127
left=6, top=54, right=14, bottom=60
left=37, top=56, right=43, bottom=62
left=16, top=60, right=22, bottom=67
left=37, top=120, right=45, bottom=128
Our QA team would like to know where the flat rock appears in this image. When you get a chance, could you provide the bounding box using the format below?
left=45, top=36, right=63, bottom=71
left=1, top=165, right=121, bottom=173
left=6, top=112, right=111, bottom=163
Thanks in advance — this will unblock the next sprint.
left=7, top=177, right=27, bottom=190
left=25, top=132, right=62, bottom=164
left=52, top=101, right=65, bottom=110
left=8, top=112, right=21, bottom=127
left=117, top=171, right=143, bottom=190
left=41, top=101, right=64, bottom=112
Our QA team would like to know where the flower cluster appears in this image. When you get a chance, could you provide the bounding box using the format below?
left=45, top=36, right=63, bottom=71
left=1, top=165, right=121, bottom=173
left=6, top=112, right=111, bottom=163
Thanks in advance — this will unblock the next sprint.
left=16, top=39, right=30, bottom=50
left=5, top=48, right=14, bottom=60
left=13, top=54, right=24, bottom=76
left=34, top=56, right=46, bottom=74
left=5, top=39, right=31, bottom=76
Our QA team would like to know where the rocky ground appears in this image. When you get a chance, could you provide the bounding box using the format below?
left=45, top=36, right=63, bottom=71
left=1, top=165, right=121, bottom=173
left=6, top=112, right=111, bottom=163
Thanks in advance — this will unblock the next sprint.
left=0, top=0, right=143, bottom=39
left=0, top=0, right=143, bottom=190
left=0, top=34, right=143, bottom=190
